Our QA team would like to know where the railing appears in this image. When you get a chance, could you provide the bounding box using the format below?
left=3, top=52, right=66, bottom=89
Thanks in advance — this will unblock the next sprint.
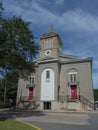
left=68, top=81, right=79, bottom=86
left=26, top=84, right=35, bottom=88
left=17, top=95, right=94, bottom=109
left=59, top=95, right=80, bottom=101
left=17, top=96, right=38, bottom=102
left=79, top=95, right=95, bottom=109
left=59, top=95, right=95, bottom=109
left=16, top=96, right=39, bottom=110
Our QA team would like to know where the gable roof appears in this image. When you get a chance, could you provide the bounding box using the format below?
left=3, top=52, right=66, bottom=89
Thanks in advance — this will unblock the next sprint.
left=36, top=57, right=59, bottom=64
left=34, top=54, right=92, bottom=65
left=60, top=54, right=83, bottom=60
left=60, top=54, right=92, bottom=64
left=61, top=57, right=92, bottom=64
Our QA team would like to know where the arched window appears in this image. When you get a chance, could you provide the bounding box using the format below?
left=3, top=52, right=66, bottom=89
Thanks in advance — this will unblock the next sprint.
left=44, top=38, right=53, bottom=49
left=41, top=68, right=54, bottom=101
left=68, top=69, right=78, bottom=82
left=46, top=70, right=50, bottom=79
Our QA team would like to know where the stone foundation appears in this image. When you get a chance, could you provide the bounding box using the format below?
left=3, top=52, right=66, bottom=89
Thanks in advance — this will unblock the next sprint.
left=38, top=100, right=93, bottom=111
left=16, top=100, right=94, bottom=111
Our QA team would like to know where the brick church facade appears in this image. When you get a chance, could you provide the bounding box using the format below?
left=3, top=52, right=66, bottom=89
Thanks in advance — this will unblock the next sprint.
left=17, top=28, right=94, bottom=111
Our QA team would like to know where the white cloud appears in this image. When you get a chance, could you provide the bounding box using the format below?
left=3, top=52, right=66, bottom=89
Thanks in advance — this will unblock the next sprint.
left=3, top=0, right=98, bottom=32
left=61, top=9, right=97, bottom=31
left=63, top=49, right=74, bottom=56
left=56, top=8, right=98, bottom=32
left=3, top=0, right=56, bottom=25
left=2, top=0, right=98, bottom=88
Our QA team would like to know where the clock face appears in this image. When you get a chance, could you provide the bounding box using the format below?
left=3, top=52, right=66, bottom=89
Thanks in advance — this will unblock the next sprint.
left=45, top=50, right=51, bottom=56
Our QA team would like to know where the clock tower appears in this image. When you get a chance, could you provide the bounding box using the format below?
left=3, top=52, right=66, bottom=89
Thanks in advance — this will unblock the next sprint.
left=40, top=27, right=62, bottom=59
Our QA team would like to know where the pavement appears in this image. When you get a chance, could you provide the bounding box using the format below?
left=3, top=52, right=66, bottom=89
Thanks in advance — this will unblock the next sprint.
left=1, top=108, right=98, bottom=130
left=17, top=112, right=90, bottom=125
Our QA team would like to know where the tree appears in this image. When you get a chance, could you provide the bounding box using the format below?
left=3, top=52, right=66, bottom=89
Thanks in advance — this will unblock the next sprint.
left=0, top=16, right=39, bottom=76
left=0, top=71, right=18, bottom=101
left=94, top=89, right=98, bottom=101
left=0, top=2, right=3, bottom=18
left=0, top=3, right=39, bottom=103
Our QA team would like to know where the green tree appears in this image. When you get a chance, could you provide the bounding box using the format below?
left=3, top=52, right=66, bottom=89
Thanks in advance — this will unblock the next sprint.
left=0, top=3, right=39, bottom=103
left=0, top=16, right=39, bottom=76
left=0, top=2, right=3, bottom=18
left=0, top=71, right=18, bottom=101
left=6, top=72, right=18, bottom=99
left=94, top=89, right=98, bottom=101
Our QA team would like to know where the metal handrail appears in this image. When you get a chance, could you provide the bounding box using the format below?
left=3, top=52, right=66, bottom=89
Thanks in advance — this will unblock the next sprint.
left=17, top=96, right=38, bottom=102
left=79, top=95, right=94, bottom=109
left=59, top=95, right=94, bottom=109
left=17, top=95, right=94, bottom=109
left=59, top=95, right=79, bottom=101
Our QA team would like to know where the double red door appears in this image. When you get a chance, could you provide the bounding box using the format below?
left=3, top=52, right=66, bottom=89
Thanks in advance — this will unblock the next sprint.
left=71, top=85, right=77, bottom=99
left=29, top=87, right=33, bottom=100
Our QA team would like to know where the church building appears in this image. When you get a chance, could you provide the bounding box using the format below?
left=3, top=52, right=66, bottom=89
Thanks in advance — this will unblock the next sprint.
left=17, top=28, right=94, bottom=111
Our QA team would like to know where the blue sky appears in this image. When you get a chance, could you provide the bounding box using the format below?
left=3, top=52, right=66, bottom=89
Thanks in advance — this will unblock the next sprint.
left=2, top=0, right=98, bottom=88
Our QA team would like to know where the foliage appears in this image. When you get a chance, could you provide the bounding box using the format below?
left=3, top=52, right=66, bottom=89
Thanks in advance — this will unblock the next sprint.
left=0, top=119, right=37, bottom=130
left=94, top=89, right=98, bottom=101
left=0, top=101, right=7, bottom=108
left=0, top=16, right=39, bottom=76
left=0, top=2, right=39, bottom=76
left=0, top=2, right=4, bottom=18
left=0, top=71, right=18, bottom=103
left=0, top=2, right=39, bottom=103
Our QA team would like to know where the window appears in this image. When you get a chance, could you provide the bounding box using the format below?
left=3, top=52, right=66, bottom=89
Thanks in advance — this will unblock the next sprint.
left=30, top=76, right=35, bottom=84
left=44, top=38, right=53, bottom=49
left=48, top=39, right=53, bottom=48
left=44, top=102, right=51, bottom=110
left=70, top=73, right=77, bottom=82
left=46, top=70, right=50, bottom=79
left=44, top=40, right=48, bottom=49
left=69, top=71, right=77, bottom=82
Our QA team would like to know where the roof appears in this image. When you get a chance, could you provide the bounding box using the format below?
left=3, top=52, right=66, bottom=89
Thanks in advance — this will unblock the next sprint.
left=61, top=58, right=92, bottom=64
left=41, top=27, right=59, bottom=39
left=34, top=55, right=92, bottom=65
left=35, top=57, right=59, bottom=64
left=60, top=54, right=83, bottom=60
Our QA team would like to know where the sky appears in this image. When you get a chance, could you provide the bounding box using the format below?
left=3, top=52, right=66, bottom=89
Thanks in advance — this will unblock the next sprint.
left=1, top=0, right=98, bottom=88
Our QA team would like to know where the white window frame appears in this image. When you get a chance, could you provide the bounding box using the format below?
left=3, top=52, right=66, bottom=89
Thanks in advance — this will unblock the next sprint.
left=69, top=72, right=77, bottom=82
left=30, top=76, right=35, bottom=84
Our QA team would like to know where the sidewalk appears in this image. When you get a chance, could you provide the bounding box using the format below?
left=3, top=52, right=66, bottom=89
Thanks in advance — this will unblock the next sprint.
left=0, top=108, right=98, bottom=114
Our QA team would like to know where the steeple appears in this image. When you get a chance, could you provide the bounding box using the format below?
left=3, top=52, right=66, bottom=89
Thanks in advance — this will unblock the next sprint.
left=40, top=27, right=62, bottom=58
left=41, top=27, right=59, bottom=39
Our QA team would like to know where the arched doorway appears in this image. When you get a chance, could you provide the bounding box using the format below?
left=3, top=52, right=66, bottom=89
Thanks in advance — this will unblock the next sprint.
left=41, top=68, right=55, bottom=101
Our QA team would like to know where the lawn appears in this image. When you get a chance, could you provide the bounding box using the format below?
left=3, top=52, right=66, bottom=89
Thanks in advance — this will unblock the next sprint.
left=0, top=118, right=38, bottom=130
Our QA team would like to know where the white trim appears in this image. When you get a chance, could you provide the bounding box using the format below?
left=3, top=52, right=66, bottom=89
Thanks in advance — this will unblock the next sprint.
left=68, top=72, right=77, bottom=74
left=41, top=68, right=54, bottom=101
left=38, top=58, right=59, bottom=63
left=45, top=50, right=51, bottom=56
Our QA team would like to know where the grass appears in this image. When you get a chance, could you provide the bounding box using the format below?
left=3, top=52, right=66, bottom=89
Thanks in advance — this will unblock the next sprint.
left=0, top=118, right=38, bottom=130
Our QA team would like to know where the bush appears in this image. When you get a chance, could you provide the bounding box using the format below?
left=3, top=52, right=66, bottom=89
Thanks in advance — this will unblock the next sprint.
left=0, top=101, right=8, bottom=108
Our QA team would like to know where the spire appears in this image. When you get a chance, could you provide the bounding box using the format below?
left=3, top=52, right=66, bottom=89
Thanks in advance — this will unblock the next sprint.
left=48, top=25, right=56, bottom=34
left=41, top=26, right=58, bottom=39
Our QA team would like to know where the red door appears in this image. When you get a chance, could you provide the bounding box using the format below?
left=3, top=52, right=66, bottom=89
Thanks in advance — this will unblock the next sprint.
left=71, top=85, right=77, bottom=99
left=29, top=87, right=33, bottom=100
